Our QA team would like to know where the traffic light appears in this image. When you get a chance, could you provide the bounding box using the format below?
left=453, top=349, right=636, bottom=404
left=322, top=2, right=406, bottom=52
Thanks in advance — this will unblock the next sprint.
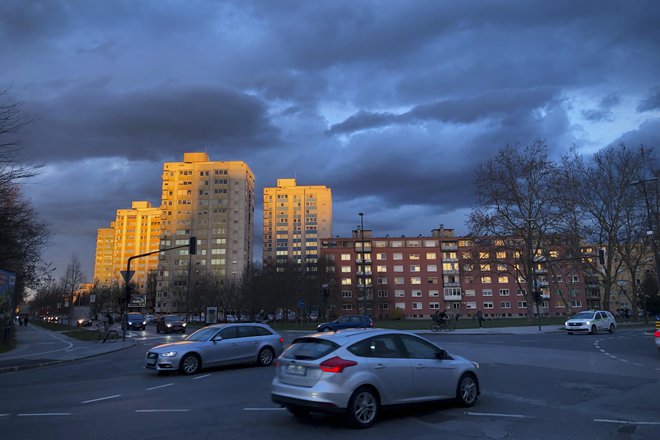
left=598, top=248, right=606, bottom=265
left=189, top=236, right=197, bottom=255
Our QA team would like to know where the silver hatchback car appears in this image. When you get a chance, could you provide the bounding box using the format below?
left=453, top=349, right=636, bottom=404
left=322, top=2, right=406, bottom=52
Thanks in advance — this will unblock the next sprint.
left=146, top=323, right=284, bottom=375
left=564, top=310, right=617, bottom=335
left=271, top=328, right=480, bottom=428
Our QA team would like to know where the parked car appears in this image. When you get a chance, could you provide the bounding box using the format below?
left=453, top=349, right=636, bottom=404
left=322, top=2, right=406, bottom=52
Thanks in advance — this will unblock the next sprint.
left=655, top=329, right=660, bottom=350
left=145, top=314, right=156, bottom=324
left=317, top=315, right=374, bottom=332
left=156, top=315, right=186, bottom=334
left=76, top=318, right=93, bottom=327
left=126, top=312, right=147, bottom=330
left=271, top=328, right=480, bottom=428
left=564, top=310, right=616, bottom=334
left=145, top=323, right=285, bottom=375
left=224, top=314, right=237, bottom=323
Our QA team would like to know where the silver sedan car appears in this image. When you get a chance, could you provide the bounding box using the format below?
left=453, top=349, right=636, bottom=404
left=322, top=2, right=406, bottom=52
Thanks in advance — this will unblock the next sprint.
left=271, top=328, right=480, bottom=428
left=146, top=323, right=284, bottom=375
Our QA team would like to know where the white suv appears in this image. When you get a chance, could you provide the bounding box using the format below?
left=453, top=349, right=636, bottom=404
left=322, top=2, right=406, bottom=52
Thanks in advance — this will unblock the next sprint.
left=565, top=310, right=617, bottom=335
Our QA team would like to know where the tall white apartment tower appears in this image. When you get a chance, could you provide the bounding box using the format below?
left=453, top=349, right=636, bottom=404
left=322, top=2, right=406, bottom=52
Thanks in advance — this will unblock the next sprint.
left=156, top=152, right=255, bottom=314
left=263, top=178, right=332, bottom=271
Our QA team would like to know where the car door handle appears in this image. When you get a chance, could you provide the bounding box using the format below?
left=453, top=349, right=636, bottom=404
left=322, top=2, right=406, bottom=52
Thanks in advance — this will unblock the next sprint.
left=416, top=364, right=425, bottom=369
left=374, top=364, right=386, bottom=369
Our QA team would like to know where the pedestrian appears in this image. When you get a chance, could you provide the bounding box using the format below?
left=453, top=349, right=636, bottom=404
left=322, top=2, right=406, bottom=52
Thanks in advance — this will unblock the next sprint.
left=476, top=309, right=484, bottom=328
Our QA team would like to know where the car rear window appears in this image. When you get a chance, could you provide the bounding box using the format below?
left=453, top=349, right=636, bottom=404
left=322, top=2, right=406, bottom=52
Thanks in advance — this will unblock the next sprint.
left=283, top=337, right=339, bottom=360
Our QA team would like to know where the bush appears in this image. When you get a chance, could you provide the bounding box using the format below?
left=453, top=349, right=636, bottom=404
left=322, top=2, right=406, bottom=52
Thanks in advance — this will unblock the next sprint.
left=388, top=309, right=405, bottom=320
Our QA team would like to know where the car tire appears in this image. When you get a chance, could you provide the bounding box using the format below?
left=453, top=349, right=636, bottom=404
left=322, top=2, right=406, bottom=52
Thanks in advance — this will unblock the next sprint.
left=608, top=324, right=615, bottom=334
left=456, top=373, right=479, bottom=407
left=345, top=386, right=379, bottom=429
left=590, top=325, right=597, bottom=335
left=286, top=405, right=310, bottom=418
left=257, top=347, right=275, bottom=366
left=179, top=353, right=201, bottom=375
left=567, top=332, right=573, bottom=335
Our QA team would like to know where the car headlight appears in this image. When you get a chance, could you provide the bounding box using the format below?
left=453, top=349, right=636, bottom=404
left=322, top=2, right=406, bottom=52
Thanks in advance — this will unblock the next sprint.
left=166, top=324, right=172, bottom=327
left=143, top=321, right=147, bottom=325
left=160, top=351, right=177, bottom=357
left=182, top=323, right=187, bottom=327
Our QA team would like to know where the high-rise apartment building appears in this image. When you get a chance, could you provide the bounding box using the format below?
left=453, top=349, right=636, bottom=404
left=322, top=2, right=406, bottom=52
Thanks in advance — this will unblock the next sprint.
left=263, top=178, right=332, bottom=270
left=94, top=226, right=115, bottom=287
left=156, top=152, right=255, bottom=314
left=93, top=201, right=162, bottom=291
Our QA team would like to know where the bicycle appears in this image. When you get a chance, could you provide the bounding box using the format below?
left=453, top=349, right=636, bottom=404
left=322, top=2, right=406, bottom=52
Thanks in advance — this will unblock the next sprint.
left=91, top=322, right=119, bottom=343
left=430, top=319, right=456, bottom=332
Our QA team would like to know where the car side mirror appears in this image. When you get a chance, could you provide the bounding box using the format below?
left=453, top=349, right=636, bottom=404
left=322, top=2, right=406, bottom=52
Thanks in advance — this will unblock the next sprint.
left=435, top=349, right=448, bottom=360
left=212, top=336, right=222, bottom=342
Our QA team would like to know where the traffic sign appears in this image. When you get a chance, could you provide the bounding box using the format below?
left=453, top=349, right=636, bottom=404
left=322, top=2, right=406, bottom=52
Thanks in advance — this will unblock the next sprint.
left=298, top=298, right=305, bottom=308
left=120, top=270, right=135, bottom=283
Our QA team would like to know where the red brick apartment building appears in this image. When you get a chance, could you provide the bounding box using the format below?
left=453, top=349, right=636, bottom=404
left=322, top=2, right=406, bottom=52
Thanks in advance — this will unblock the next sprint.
left=320, top=226, right=591, bottom=320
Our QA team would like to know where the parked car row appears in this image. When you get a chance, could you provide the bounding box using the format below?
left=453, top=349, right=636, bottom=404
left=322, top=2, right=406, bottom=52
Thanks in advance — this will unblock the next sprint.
left=143, top=315, right=480, bottom=429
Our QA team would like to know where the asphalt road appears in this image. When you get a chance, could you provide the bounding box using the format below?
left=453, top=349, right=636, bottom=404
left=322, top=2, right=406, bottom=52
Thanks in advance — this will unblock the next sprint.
left=1, top=327, right=658, bottom=440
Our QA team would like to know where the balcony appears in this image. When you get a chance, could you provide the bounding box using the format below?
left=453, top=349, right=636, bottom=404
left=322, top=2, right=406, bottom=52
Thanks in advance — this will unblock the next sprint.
left=355, top=259, right=372, bottom=264
left=441, top=243, right=458, bottom=250
left=444, top=293, right=462, bottom=301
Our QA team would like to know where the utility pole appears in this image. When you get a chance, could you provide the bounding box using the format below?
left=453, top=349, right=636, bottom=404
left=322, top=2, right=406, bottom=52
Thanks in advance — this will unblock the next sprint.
left=359, top=213, right=366, bottom=315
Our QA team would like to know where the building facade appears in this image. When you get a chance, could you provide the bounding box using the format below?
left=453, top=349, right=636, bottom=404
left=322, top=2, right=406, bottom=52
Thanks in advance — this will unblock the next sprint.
left=93, top=201, right=161, bottom=291
left=263, top=178, right=332, bottom=271
left=320, top=227, right=591, bottom=320
left=156, top=152, right=255, bottom=314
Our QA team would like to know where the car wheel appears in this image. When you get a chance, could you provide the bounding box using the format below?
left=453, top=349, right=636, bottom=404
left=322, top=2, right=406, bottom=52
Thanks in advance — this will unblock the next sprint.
left=345, top=386, right=379, bottom=429
left=608, top=324, right=615, bottom=334
left=179, top=353, right=201, bottom=375
left=287, top=405, right=310, bottom=418
left=456, top=373, right=479, bottom=407
left=590, top=325, right=597, bottom=335
left=567, top=332, right=573, bottom=335
left=257, top=347, right=275, bottom=366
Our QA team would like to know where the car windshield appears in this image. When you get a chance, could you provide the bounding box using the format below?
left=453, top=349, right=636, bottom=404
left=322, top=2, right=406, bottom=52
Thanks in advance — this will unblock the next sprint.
left=185, top=327, right=218, bottom=341
left=571, top=312, right=595, bottom=319
left=283, top=337, right=339, bottom=360
left=128, top=314, right=144, bottom=321
left=164, top=316, right=181, bottom=322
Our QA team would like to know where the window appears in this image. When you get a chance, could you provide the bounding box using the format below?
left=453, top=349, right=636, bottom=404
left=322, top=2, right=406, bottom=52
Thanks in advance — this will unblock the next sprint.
left=500, top=301, right=511, bottom=308
left=570, top=300, right=582, bottom=307
left=498, top=275, right=509, bottom=283
left=480, top=263, right=491, bottom=271
left=481, top=276, right=491, bottom=284
left=341, top=266, right=351, bottom=273
left=409, top=253, right=420, bottom=260
left=465, top=301, right=476, bottom=309
left=429, top=290, right=439, bottom=297
left=342, top=304, right=353, bottom=310
left=496, top=251, right=506, bottom=259
left=479, top=252, right=490, bottom=259
left=412, top=302, right=422, bottom=310
left=394, top=290, right=405, bottom=297
left=517, top=301, right=527, bottom=308
left=572, top=275, right=579, bottom=283
left=393, top=265, right=404, bottom=272
left=427, top=277, right=438, bottom=284
left=427, top=264, right=438, bottom=272
left=394, top=277, right=404, bottom=284
left=464, top=289, right=475, bottom=296
left=393, top=253, right=403, bottom=260
left=341, top=278, right=352, bottom=285
left=399, top=335, right=440, bottom=359
left=377, top=290, right=388, bottom=298
left=378, top=303, right=389, bottom=310
left=377, top=265, right=387, bottom=272
left=499, top=289, right=510, bottom=296
left=376, top=253, right=387, bottom=260
left=483, top=289, right=493, bottom=296
left=426, top=252, right=437, bottom=259
left=411, top=277, right=421, bottom=285
left=341, top=254, right=351, bottom=261
left=377, top=277, right=388, bottom=285
left=483, top=302, right=494, bottom=309
left=410, top=265, right=420, bottom=272
left=412, top=290, right=422, bottom=297
left=429, top=302, right=440, bottom=309
left=342, top=291, right=353, bottom=298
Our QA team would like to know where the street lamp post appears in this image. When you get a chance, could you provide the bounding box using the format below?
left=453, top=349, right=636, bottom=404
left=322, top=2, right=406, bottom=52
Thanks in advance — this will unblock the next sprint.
left=631, top=178, right=660, bottom=289
left=359, top=213, right=366, bottom=315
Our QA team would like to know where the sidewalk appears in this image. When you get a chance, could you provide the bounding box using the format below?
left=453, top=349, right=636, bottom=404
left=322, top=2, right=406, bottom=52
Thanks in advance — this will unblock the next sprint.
left=0, top=323, right=136, bottom=374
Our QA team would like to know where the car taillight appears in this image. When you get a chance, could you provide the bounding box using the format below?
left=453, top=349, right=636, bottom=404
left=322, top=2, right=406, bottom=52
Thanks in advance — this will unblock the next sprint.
left=369, top=321, right=374, bottom=327
left=279, top=337, right=284, bottom=343
left=655, top=330, right=660, bottom=337
left=319, top=356, right=358, bottom=373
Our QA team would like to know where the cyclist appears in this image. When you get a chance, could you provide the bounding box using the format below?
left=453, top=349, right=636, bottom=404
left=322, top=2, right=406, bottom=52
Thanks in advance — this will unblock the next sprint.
left=432, top=310, right=449, bottom=325
left=102, top=313, right=114, bottom=343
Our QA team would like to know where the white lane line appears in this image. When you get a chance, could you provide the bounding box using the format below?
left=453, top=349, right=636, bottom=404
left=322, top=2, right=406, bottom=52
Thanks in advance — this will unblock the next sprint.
left=17, top=413, right=71, bottom=417
left=594, top=418, right=660, bottom=425
left=146, top=383, right=174, bottom=391
left=82, top=394, right=121, bottom=404
left=193, top=374, right=211, bottom=380
left=0, top=414, right=11, bottom=417
left=632, top=363, right=645, bottom=367
left=244, top=407, right=287, bottom=411
left=465, top=411, right=533, bottom=419
left=135, top=409, right=190, bottom=413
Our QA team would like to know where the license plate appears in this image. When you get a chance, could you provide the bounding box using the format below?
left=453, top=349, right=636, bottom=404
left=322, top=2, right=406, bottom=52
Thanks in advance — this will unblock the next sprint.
left=286, top=364, right=306, bottom=376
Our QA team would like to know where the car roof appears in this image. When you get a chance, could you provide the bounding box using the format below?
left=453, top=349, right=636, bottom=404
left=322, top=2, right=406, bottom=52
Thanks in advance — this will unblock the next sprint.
left=300, top=328, right=412, bottom=345
left=202, top=323, right=274, bottom=329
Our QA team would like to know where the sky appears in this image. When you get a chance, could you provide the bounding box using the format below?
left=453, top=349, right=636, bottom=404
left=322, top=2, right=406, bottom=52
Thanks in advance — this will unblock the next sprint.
left=1, top=0, right=660, bottom=282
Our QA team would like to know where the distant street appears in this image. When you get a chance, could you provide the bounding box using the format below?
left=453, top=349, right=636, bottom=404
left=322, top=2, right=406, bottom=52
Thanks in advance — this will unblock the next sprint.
left=1, top=327, right=658, bottom=440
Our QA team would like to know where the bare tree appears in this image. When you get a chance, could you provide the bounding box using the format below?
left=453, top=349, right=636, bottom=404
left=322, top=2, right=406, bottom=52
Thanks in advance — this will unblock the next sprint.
left=468, top=140, right=564, bottom=321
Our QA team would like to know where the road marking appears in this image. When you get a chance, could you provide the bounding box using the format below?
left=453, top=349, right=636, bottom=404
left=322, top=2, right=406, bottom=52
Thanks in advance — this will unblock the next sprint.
left=465, top=411, right=533, bottom=419
left=17, top=413, right=71, bottom=417
left=135, top=409, right=190, bottom=413
left=193, top=374, right=211, bottom=380
left=146, top=383, right=174, bottom=391
left=244, top=407, right=287, bottom=411
left=0, top=414, right=10, bottom=417
left=594, top=418, right=660, bottom=425
left=82, top=394, right=121, bottom=404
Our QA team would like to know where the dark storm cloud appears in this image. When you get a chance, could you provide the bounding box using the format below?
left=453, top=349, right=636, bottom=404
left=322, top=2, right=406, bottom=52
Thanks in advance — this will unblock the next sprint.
left=581, top=93, right=621, bottom=122
left=637, top=86, right=660, bottom=112
left=19, top=84, right=280, bottom=162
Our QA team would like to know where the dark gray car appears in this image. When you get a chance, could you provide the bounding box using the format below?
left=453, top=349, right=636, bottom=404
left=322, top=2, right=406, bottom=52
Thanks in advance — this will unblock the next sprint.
left=145, top=323, right=285, bottom=375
